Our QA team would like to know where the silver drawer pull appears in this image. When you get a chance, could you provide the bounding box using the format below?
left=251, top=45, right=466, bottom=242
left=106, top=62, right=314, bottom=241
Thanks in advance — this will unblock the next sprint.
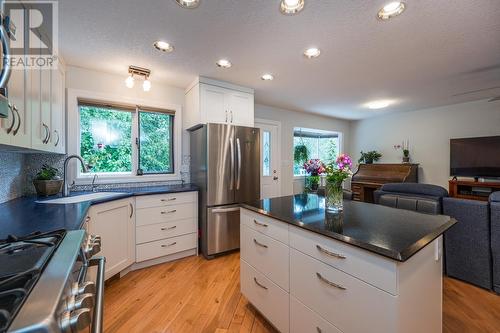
left=316, top=245, right=346, bottom=259
left=316, top=272, right=346, bottom=290
left=161, top=198, right=177, bottom=202
left=253, top=239, right=268, bottom=248
left=161, top=242, right=177, bottom=248
left=161, top=226, right=177, bottom=231
left=253, top=277, right=268, bottom=290
left=85, top=216, right=91, bottom=222
left=253, top=219, right=268, bottom=227
left=161, top=210, right=177, bottom=214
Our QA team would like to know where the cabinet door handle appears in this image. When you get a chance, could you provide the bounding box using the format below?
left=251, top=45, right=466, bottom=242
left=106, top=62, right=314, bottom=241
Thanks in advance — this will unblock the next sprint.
left=129, top=203, right=134, bottom=218
left=161, top=198, right=176, bottom=202
left=253, top=219, right=268, bottom=228
left=253, top=238, right=268, bottom=248
left=85, top=216, right=91, bottom=223
left=230, top=110, right=233, bottom=123
left=161, top=225, right=177, bottom=231
left=161, top=209, right=177, bottom=214
left=316, top=272, right=346, bottom=290
left=12, top=105, right=20, bottom=136
left=316, top=245, right=346, bottom=259
left=161, top=242, right=177, bottom=248
left=253, top=277, right=268, bottom=290
left=6, top=103, right=15, bottom=134
left=42, top=123, right=49, bottom=143
left=225, top=110, right=228, bottom=123
left=53, top=130, right=60, bottom=147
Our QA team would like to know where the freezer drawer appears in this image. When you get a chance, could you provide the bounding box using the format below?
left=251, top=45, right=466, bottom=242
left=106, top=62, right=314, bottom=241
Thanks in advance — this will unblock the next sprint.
left=207, top=205, right=240, bottom=256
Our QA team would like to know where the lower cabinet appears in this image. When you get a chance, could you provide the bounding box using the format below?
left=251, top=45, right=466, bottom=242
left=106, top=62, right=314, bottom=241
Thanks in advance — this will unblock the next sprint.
left=135, top=191, right=198, bottom=265
left=240, top=208, right=443, bottom=333
left=88, top=198, right=135, bottom=280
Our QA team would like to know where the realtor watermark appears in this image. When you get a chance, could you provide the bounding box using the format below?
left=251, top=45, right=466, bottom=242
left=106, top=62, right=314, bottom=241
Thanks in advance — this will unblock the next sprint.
left=3, top=0, right=58, bottom=69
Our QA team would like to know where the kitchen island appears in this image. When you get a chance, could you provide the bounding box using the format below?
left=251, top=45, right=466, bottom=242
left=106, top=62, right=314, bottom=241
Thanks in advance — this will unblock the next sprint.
left=240, top=194, right=456, bottom=333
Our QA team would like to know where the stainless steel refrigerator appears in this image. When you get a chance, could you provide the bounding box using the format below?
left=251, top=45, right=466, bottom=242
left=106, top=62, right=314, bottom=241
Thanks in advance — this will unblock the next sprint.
left=189, top=123, right=260, bottom=258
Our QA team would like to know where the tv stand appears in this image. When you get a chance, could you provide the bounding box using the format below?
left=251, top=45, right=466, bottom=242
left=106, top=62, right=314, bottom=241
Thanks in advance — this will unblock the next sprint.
left=449, top=179, right=500, bottom=201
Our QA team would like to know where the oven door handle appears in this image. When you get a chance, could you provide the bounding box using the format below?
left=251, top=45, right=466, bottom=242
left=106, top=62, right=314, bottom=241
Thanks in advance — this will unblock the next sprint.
left=89, top=256, right=105, bottom=333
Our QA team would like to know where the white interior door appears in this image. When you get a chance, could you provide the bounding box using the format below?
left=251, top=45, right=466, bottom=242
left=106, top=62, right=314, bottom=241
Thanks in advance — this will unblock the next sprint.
left=256, top=119, right=281, bottom=199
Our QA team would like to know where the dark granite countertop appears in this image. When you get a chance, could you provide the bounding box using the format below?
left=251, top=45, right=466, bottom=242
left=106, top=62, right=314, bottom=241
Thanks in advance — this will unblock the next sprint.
left=0, top=184, right=199, bottom=239
left=241, top=194, right=456, bottom=262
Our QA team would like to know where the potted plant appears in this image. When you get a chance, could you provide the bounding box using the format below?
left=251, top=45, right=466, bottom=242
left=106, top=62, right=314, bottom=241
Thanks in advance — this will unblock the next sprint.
left=325, top=154, right=353, bottom=212
left=358, top=150, right=382, bottom=164
left=394, top=139, right=411, bottom=163
left=33, top=164, right=63, bottom=196
left=294, top=143, right=309, bottom=166
left=303, top=159, right=326, bottom=192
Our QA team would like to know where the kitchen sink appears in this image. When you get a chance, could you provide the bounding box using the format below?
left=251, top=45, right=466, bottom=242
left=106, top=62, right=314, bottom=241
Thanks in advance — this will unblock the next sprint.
left=37, top=192, right=128, bottom=204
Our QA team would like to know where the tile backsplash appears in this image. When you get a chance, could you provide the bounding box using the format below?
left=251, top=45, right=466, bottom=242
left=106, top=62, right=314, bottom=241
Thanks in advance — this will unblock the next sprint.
left=0, top=152, right=27, bottom=203
left=0, top=152, right=192, bottom=202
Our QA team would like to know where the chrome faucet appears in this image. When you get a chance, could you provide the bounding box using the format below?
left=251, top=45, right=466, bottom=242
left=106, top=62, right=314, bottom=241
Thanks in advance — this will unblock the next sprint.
left=91, top=174, right=99, bottom=192
left=63, top=155, right=89, bottom=197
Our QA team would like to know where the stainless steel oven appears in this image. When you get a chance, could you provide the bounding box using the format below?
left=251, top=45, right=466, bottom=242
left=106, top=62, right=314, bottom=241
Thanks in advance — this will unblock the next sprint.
left=7, top=230, right=105, bottom=333
left=0, top=6, right=13, bottom=118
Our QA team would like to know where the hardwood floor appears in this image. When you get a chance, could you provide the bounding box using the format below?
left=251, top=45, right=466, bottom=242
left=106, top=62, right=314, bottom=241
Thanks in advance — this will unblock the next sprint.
left=104, top=253, right=500, bottom=333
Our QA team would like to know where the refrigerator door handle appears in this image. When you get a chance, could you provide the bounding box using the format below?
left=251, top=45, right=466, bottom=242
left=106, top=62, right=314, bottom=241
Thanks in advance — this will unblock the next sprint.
left=236, top=137, right=242, bottom=190
left=211, top=207, right=240, bottom=213
left=229, top=137, right=235, bottom=190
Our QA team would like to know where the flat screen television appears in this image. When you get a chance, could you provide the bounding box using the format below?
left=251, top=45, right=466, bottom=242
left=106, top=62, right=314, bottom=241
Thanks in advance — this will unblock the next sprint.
left=450, top=136, right=500, bottom=178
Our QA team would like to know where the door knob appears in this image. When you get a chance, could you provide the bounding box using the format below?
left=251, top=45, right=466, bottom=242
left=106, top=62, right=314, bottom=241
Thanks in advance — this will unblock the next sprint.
left=273, top=176, right=279, bottom=180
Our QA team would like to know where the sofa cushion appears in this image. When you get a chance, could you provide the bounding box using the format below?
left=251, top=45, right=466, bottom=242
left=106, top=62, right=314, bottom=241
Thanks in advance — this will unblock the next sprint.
left=491, top=201, right=500, bottom=294
left=378, top=194, right=440, bottom=214
left=443, top=197, right=492, bottom=290
left=489, top=191, right=500, bottom=203
left=380, top=183, right=449, bottom=198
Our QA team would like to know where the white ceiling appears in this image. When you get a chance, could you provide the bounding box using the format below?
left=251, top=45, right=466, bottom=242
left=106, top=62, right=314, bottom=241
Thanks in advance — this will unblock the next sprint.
left=59, top=0, right=500, bottom=120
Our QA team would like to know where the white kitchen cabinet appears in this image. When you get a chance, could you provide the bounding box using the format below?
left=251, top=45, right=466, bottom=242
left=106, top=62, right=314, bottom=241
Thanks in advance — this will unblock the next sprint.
left=240, top=208, right=443, bottom=333
left=134, top=191, right=198, bottom=267
left=88, top=198, right=135, bottom=280
left=50, top=65, right=65, bottom=153
left=184, top=76, right=254, bottom=130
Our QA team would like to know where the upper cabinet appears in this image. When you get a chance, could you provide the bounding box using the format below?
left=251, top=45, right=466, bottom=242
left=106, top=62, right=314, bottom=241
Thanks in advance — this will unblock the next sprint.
left=184, top=77, right=254, bottom=130
left=0, top=5, right=65, bottom=154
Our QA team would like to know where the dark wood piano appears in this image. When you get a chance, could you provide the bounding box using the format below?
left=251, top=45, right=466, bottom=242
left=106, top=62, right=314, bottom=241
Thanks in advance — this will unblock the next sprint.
left=351, top=163, right=419, bottom=203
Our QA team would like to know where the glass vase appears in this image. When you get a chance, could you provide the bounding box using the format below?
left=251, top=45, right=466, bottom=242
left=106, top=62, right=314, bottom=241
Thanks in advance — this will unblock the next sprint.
left=325, top=180, right=344, bottom=212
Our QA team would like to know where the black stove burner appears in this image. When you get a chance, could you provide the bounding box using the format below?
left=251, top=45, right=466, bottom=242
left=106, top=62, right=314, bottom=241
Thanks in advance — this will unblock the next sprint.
left=0, top=229, right=66, bottom=333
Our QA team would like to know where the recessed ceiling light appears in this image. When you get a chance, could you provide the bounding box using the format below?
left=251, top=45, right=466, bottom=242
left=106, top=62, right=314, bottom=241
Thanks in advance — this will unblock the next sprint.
left=175, top=0, right=200, bottom=8
left=280, top=0, right=305, bottom=15
left=216, top=59, right=232, bottom=68
left=304, top=47, right=321, bottom=59
left=261, top=74, right=274, bottom=81
left=377, top=1, right=406, bottom=20
left=364, top=99, right=394, bottom=109
left=153, top=41, right=174, bottom=53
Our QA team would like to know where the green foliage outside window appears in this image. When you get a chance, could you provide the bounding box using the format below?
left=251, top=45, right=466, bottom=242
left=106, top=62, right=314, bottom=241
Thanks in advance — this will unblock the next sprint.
left=80, top=106, right=132, bottom=173
left=293, top=135, right=338, bottom=176
left=139, top=111, right=173, bottom=174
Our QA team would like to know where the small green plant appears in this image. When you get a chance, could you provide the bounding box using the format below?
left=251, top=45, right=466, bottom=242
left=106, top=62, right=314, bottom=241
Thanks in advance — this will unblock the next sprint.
left=35, top=164, right=59, bottom=181
left=358, top=151, right=382, bottom=164
left=294, top=144, right=309, bottom=165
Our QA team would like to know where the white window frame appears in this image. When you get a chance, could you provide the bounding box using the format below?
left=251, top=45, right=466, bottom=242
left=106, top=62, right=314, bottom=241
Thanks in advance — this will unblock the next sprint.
left=292, top=127, right=343, bottom=178
left=66, top=88, right=182, bottom=185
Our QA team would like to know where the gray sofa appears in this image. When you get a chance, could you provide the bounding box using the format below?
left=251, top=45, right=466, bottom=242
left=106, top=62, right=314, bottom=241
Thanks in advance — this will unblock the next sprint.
left=443, top=197, right=493, bottom=291
left=374, top=183, right=448, bottom=214
left=490, top=192, right=500, bottom=293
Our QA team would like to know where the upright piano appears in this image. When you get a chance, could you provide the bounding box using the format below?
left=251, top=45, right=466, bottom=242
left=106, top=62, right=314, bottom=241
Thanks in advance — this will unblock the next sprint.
left=351, top=163, right=419, bottom=203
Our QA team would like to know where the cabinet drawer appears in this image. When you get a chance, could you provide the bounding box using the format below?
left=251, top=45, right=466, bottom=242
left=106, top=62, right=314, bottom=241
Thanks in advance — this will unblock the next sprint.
left=136, top=218, right=197, bottom=244
left=240, top=224, right=289, bottom=291
left=290, top=296, right=342, bottom=333
left=136, top=203, right=195, bottom=226
left=135, top=192, right=197, bottom=209
left=241, top=208, right=288, bottom=244
left=240, top=260, right=289, bottom=333
left=290, top=249, right=397, bottom=333
left=289, top=225, right=397, bottom=294
left=136, top=233, right=197, bottom=262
